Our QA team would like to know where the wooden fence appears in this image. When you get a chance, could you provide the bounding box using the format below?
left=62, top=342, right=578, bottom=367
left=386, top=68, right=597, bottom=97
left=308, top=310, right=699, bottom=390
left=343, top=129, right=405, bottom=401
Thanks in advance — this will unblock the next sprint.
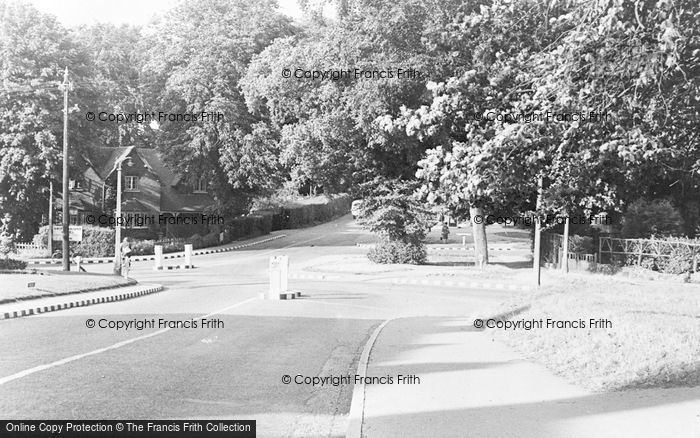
left=598, top=236, right=700, bottom=272
left=14, top=242, right=44, bottom=252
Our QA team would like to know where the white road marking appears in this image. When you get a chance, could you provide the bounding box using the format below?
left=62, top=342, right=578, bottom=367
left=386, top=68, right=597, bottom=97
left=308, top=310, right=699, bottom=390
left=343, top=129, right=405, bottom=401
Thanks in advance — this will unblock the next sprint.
left=0, top=297, right=258, bottom=386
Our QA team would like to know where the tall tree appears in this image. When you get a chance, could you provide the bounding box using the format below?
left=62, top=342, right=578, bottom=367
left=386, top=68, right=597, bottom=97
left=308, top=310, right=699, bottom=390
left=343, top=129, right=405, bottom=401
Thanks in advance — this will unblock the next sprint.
left=0, top=1, right=85, bottom=238
left=143, top=0, right=295, bottom=215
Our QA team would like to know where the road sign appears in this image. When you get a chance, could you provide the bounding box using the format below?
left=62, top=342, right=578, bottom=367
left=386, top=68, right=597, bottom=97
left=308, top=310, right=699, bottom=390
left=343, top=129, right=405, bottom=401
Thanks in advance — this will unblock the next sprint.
left=52, top=225, right=83, bottom=242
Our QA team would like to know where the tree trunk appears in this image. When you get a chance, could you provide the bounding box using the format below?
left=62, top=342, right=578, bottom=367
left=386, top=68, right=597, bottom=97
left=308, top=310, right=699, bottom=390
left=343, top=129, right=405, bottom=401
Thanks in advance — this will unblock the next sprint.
left=470, top=205, right=489, bottom=267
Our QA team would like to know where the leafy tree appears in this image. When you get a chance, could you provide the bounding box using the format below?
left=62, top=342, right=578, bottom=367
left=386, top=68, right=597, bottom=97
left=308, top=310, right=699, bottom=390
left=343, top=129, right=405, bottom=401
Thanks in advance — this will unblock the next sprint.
left=143, top=0, right=295, bottom=215
left=359, top=179, right=431, bottom=264
left=392, top=0, right=570, bottom=264
left=0, top=1, right=85, bottom=238
left=241, top=0, right=443, bottom=194
left=70, top=23, right=153, bottom=148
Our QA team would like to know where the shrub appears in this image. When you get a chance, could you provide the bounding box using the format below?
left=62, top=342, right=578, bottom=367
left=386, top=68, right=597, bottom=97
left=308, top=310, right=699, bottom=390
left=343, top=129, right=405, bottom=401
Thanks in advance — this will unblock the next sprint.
left=189, top=233, right=204, bottom=249
left=75, top=226, right=115, bottom=257
left=161, top=240, right=184, bottom=253
left=656, top=246, right=694, bottom=275
left=568, top=235, right=594, bottom=254
left=130, top=240, right=155, bottom=256
left=622, top=199, right=684, bottom=238
left=368, top=239, right=427, bottom=265
left=0, top=231, right=15, bottom=258
left=225, top=213, right=275, bottom=240
left=0, top=258, right=27, bottom=270
left=202, top=231, right=220, bottom=248
left=34, top=225, right=115, bottom=257
left=277, top=195, right=352, bottom=229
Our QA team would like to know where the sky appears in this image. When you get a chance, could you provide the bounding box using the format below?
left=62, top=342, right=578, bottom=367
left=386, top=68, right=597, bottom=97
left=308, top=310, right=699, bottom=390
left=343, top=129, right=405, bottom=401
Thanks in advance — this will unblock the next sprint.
left=24, top=0, right=304, bottom=27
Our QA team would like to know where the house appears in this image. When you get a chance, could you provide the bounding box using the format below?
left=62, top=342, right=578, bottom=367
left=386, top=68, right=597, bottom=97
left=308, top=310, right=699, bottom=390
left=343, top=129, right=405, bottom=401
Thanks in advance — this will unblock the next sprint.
left=59, top=146, right=216, bottom=238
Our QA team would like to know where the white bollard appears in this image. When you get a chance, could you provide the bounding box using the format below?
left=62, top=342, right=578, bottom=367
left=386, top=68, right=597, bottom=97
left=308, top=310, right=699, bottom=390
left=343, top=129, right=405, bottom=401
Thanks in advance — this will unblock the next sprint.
left=154, top=245, right=163, bottom=270
left=75, top=256, right=82, bottom=271
left=184, top=243, right=193, bottom=267
left=268, top=255, right=289, bottom=300
left=280, top=255, right=289, bottom=293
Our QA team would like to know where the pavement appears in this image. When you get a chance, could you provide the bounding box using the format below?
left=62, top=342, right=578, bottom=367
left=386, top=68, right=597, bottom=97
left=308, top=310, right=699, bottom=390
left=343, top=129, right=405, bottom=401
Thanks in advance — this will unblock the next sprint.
left=358, top=317, right=700, bottom=438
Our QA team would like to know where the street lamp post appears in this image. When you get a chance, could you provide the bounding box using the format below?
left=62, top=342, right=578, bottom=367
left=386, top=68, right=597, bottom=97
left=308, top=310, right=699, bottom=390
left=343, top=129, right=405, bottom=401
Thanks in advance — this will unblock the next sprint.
left=112, top=157, right=132, bottom=275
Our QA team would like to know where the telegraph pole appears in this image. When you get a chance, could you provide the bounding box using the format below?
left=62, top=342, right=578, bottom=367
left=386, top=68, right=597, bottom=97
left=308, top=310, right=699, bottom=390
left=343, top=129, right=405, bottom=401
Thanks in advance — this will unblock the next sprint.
left=59, top=67, right=71, bottom=271
left=48, top=180, right=53, bottom=256
left=562, top=215, right=570, bottom=273
left=533, top=176, right=543, bottom=286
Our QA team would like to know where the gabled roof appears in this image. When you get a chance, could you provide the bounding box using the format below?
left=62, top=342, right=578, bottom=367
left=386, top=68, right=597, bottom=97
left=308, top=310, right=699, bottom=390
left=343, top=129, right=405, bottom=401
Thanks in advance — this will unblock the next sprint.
left=86, top=146, right=215, bottom=213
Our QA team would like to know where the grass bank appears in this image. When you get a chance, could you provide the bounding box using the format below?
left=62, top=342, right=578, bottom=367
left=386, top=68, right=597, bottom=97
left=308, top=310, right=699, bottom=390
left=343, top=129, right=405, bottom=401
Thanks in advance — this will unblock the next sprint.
left=0, top=272, right=134, bottom=303
left=489, top=273, right=700, bottom=391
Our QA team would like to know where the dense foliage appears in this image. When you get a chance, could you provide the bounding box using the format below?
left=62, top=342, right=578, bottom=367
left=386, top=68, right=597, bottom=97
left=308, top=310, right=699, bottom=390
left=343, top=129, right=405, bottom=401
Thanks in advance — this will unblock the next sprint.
left=1, top=0, right=697, bottom=249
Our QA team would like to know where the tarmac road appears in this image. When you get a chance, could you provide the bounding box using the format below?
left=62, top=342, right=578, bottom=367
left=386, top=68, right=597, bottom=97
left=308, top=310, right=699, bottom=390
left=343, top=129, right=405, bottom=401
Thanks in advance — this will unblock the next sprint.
left=0, top=215, right=517, bottom=437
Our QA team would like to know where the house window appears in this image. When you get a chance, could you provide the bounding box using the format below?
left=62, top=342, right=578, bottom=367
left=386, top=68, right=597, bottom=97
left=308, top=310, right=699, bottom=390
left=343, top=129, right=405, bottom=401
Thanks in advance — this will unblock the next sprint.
left=125, top=176, right=138, bottom=191
left=194, top=177, right=207, bottom=193
left=124, top=211, right=149, bottom=229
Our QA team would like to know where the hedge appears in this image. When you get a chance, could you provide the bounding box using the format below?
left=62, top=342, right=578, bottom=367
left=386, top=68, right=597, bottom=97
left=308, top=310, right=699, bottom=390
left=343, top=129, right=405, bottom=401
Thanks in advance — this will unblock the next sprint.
left=34, top=225, right=115, bottom=257
left=0, top=258, right=28, bottom=270
left=256, top=195, right=351, bottom=230
left=27, top=195, right=350, bottom=258
left=224, top=214, right=272, bottom=242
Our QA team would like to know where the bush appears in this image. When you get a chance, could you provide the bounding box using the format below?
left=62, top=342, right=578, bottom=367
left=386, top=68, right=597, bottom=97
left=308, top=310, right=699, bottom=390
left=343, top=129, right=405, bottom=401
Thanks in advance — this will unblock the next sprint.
left=656, top=246, right=694, bottom=275
left=130, top=240, right=155, bottom=256
left=225, top=213, right=275, bottom=240
left=189, top=233, right=204, bottom=249
left=202, top=231, right=220, bottom=248
left=568, top=235, right=594, bottom=254
left=0, top=258, right=27, bottom=270
left=0, top=231, right=15, bottom=258
left=75, top=226, right=115, bottom=257
left=622, top=199, right=684, bottom=238
left=278, top=195, right=351, bottom=229
left=368, top=239, right=427, bottom=264
left=34, top=225, right=115, bottom=257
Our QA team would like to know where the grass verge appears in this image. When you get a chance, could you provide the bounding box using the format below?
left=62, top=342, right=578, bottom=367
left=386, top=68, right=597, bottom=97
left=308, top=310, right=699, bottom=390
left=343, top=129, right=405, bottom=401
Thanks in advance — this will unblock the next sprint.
left=489, top=273, right=700, bottom=391
left=0, top=272, right=135, bottom=303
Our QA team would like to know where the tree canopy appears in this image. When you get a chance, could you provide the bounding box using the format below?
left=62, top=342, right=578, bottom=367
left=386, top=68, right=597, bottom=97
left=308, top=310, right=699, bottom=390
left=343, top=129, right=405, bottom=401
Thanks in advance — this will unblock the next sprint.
left=0, top=0, right=697, bottom=242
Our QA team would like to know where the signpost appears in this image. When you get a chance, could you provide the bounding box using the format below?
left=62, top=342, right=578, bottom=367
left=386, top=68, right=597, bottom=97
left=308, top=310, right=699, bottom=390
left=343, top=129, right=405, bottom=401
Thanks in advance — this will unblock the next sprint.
left=51, top=225, right=82, bottom=242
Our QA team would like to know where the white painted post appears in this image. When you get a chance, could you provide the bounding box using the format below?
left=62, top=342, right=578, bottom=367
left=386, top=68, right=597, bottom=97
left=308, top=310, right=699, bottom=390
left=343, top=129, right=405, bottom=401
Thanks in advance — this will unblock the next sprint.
left=280, top=255, right=289, bottom=293
left=154, top=245, right=163, bottom=270
left=75, top=256, right=82, bottom=272
left=184, top=243, right=193, bottom=267
left=269, top=256, right=282, bottom=300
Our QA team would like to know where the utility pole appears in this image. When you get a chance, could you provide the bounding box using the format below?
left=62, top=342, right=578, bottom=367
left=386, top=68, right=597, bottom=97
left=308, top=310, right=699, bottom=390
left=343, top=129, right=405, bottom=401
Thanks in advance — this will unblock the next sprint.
left=113, top=156, right=132, bottom=275
left=113, top=162, right=123, bottom=275
left=48, top=180, right=53, bottom=255
left=533, top=176, right=543, bottom=286
left=562, top=215, right=570, bottom=273
left=59, top=67, right=72, bottom=271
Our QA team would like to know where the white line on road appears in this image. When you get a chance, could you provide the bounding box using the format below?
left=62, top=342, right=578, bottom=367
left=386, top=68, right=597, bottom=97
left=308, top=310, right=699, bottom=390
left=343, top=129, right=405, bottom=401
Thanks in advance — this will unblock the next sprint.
left=0, top=297, right=258, bottom=386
